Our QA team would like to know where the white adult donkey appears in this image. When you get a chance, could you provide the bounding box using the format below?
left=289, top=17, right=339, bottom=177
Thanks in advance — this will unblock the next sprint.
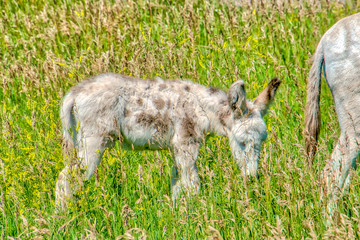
left=305, top=13, right=360, bottom=212
left=56, top=73, right=281, bottom=208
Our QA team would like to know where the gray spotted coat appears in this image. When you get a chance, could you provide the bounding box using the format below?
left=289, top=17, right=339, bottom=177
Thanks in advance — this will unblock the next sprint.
left=56, top=73, right=281, bottom=208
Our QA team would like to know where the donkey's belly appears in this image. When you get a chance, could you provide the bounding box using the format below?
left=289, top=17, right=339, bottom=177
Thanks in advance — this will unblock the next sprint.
left=120, top=126, right=172, bottom=151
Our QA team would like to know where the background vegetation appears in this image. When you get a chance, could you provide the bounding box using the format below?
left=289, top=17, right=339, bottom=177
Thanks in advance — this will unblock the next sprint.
left=1, top=0, right=360, bottom=238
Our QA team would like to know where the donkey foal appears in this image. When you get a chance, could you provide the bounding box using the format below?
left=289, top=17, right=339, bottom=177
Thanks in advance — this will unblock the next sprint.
left=56, top=73, right=281, bottom=208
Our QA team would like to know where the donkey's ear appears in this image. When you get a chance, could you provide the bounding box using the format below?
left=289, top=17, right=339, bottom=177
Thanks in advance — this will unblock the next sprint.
left=254, top=77, right=281, bottom=116
left=228, top=80, right=248, bottom=116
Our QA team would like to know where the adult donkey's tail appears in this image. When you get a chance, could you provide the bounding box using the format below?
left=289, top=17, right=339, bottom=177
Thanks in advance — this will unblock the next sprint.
left=305, top=41, right=325, bottom=161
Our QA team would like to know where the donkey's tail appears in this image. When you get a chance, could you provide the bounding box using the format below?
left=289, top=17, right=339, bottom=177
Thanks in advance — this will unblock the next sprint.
left=304, top=41, right=324, bottom=161
left=60, top=92, right=77, bottom=155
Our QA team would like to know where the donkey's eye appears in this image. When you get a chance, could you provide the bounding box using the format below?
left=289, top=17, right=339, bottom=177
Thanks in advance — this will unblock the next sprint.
left=239, top=141, right=246, bottom=148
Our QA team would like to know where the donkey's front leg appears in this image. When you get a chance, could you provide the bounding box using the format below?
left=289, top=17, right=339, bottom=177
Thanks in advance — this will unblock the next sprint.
left=171, top=141, right=201, bottom=200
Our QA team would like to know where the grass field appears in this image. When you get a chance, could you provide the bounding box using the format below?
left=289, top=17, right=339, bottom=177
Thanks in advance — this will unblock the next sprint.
left=1, top=0, right=360, bottom=238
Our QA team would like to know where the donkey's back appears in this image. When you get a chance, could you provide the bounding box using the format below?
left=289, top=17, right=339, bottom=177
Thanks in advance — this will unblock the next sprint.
left=61, top=73, right=217, bottom=151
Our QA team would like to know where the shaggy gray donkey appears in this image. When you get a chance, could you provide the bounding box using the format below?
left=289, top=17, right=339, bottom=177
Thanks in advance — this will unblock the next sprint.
left=56, top=73, right=281, bottom=208
left=305, top=13, right=360, bottom=213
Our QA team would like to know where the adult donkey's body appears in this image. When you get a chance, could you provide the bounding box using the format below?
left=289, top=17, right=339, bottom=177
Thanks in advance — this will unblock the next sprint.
left=56, top=73, right=281, bottom=208
left=305, top=13, right=360, bottom=210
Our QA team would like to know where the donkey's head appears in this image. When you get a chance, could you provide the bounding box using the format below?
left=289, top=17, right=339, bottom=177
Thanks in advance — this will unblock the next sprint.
left=227, top=77, right=281, bottom=177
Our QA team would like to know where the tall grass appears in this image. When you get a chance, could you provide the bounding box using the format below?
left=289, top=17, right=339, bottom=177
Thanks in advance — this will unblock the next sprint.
left=1, top=0, right=360, bottom=238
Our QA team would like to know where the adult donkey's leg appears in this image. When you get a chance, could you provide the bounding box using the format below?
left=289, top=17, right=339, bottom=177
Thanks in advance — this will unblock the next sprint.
left=321, top=134, right=359, bottom=215
left=321, top=97, right=360, bottom=215
left=56, top=135, right=109, bottom=209
left=171, top=139, right=201, bottom=200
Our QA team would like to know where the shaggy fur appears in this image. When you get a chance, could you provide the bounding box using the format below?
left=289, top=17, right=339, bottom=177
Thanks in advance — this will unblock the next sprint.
left=55, top=73, right=281, bottom=208
left=304, top=13, right=360, bottom=213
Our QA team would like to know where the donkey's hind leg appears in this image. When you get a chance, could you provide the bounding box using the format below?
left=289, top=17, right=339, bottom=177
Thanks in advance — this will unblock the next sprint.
left=55, top=135, right=109, bottom=209
left=321, top=120, right=360, bottom=215
left=321, top=134, right=359, bottom=215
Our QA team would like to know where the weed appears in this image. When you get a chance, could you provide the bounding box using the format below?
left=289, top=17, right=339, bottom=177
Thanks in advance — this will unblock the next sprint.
left=1, top=0, right=360, bottom=238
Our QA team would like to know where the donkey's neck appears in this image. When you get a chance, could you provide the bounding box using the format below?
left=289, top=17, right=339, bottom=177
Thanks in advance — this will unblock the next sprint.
left=191, top=85, right=233, bottom=136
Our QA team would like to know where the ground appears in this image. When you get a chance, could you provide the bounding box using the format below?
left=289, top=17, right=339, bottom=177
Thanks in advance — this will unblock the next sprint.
left=1, top=0, right=360, bottom=239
